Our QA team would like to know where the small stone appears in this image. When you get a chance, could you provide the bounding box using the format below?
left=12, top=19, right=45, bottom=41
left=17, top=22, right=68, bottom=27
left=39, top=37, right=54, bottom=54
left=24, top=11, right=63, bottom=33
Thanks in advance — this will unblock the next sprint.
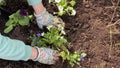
left=85, top=4, right=90, bottom=8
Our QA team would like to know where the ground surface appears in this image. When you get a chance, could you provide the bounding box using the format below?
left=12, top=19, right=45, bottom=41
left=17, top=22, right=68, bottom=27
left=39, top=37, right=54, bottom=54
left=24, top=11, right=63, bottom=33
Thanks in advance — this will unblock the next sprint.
left=0, top=0, right=120, bottom=68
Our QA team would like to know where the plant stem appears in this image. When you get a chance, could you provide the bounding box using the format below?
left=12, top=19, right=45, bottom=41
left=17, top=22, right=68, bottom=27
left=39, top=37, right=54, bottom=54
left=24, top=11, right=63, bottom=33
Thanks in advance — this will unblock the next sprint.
left=108, top=0, right=119, bottom=58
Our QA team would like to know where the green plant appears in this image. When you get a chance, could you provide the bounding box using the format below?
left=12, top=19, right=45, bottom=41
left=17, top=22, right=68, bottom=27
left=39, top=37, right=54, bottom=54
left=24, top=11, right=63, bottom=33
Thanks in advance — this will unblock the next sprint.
left=43, top=27, right=67, bottom=49
left=4, top=10, right=32, bottom=33
left=30, top=25, right=86, bottom=67
left=49, top=0, right=76, bottom=16
left=0, top=0, right=6, bottom=6
left=31, top=26, right=67, bottom=49
left=30, top=33, right=46, bottom=47
left=60, top=50, right=86, bottom=67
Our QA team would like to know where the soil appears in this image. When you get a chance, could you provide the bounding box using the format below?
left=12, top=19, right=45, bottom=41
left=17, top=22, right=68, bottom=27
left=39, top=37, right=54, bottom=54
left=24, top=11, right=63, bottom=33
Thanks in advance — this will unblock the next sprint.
left=0, top=0, right=120, bottom=68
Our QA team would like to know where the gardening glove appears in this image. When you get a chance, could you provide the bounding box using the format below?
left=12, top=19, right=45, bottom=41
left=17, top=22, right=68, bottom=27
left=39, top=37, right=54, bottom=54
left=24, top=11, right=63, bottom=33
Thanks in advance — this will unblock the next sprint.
left=33, top=47, right=59, bottom=64
left=34, top=8, right=65, bottom=29
left=27, top=0, right=65, bottom=29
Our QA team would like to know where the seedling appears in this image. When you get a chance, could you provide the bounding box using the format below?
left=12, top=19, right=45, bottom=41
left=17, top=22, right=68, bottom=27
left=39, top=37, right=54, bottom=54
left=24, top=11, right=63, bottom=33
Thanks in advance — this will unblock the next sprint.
left=60, top=50, right=86, bottom=67
left=4, top=10, right=32, bottom=33
left=49, top=0, right=76, bottom=16
left=31, top=26, right=67, bottom=50
left=0, top=0, right=6, bottom=6
left=30, top=25, right=86, bottom=67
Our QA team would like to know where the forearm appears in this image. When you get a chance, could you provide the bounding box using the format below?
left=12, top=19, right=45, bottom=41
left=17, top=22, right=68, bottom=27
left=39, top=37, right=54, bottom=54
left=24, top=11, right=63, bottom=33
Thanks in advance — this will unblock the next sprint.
left=27, top=0, right=42, bottom=6
left=0, top=34, right=32, bottom=61
left=27, top=0, right=44, bottom=15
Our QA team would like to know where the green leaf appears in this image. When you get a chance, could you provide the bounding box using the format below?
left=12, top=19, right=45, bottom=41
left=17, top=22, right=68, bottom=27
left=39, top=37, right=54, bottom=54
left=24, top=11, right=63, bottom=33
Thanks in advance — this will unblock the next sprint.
left=28, top=15, right=33, bottom=19
left=70, top=0, right=76, bottom=6
left=58, top=11, right=64, bottom=16
left=5, top=20, right=13, bottom=26
left=4, top=25, right=13, bottom=33
left=49, top=0, right=53, bottom=3
left=38, top=40, right=47, bottom=47
left=15, top=10, right=20, bottom=15
left=66, top=6, right=73, bottom=11
left=14, top=16, right=19, bottom=23
left=60, top=51, right=67, bottom=60
left=9, top=14, right=15, bottom=19
left=73, top=54, right=78, bottom=58
left=60, top=0, right=67, bottom=7
left=9, top=11, right=19, bottom=24
left=42, top=38, right=50, bottom=43
left=54, top=37, right=67, bottom=47
left=55, top=40, right=62, bottom=47
left=0, top=0, right=6, bottom=6
left=19, top=17, right=29, bottom=26
left=69, top=61, right=74, bottom=67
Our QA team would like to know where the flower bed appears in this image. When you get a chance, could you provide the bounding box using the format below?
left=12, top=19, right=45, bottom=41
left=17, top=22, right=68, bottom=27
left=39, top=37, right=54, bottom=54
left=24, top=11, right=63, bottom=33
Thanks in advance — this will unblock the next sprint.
left=0, top=0, right=120, bottom=68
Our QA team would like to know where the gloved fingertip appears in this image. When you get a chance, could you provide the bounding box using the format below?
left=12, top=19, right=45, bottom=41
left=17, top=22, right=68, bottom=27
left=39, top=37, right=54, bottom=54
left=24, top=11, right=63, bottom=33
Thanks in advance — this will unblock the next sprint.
left=38, top=25, right=43, bottom=29
left=52, top=51, right=60, bottom=57
left=53, top=57, right=59, bottom=61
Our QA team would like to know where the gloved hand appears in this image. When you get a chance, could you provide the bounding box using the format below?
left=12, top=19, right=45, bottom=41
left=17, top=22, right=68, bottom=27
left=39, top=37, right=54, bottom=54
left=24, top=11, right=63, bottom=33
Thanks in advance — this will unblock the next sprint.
left=33, top=47, right=59, bottom=64
left=34, top=8, right=65, bottom=29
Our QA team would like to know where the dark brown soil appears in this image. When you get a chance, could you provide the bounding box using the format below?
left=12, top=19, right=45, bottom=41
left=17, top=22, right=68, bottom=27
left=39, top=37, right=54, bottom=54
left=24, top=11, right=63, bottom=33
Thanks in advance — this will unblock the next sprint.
left=0, top=0, right=120, bottom=68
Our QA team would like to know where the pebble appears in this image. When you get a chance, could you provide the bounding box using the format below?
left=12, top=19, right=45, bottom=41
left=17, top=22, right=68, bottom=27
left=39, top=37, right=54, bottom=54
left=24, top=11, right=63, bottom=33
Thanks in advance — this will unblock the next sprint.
left=85, top=4, right=90, bottom=8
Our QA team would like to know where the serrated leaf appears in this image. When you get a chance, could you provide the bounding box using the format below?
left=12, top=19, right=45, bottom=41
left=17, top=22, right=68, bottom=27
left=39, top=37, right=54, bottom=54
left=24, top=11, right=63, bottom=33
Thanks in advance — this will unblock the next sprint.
left=60, top=0, right=67, bottom=6
left=70, top=0, right=76, bottom=6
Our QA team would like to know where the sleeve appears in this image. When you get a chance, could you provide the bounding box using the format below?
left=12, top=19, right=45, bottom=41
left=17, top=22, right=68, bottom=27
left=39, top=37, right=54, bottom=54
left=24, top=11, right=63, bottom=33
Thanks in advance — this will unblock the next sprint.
left=0, top=34, right=32, bottom=61
left=27, top=0, right=42, bottom=6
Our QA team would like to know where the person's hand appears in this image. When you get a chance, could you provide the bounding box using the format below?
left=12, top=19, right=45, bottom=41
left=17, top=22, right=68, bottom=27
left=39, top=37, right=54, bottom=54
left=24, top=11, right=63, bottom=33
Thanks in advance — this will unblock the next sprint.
left=34, top=8, right=65, bottom=29
left=33, top=47, right=59, bottom=64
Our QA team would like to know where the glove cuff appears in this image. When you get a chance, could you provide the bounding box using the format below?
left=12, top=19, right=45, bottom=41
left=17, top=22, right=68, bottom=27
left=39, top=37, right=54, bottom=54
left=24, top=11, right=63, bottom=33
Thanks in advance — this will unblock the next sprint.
left=32, top=46, right=56, bottom=64
left=33, top=46, right=40, bottom=61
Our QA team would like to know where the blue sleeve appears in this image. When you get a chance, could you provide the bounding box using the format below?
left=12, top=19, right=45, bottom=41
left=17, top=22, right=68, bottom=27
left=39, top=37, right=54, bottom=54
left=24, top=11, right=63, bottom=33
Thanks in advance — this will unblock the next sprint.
left=0, top=34, right=32, bottom=61
left=27, top=0, right=42, bottom=6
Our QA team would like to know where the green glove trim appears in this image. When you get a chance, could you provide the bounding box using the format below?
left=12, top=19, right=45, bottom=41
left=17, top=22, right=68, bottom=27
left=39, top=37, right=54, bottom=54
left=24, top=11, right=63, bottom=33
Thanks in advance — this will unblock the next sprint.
left=27, top=0, right=42, bottom=6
